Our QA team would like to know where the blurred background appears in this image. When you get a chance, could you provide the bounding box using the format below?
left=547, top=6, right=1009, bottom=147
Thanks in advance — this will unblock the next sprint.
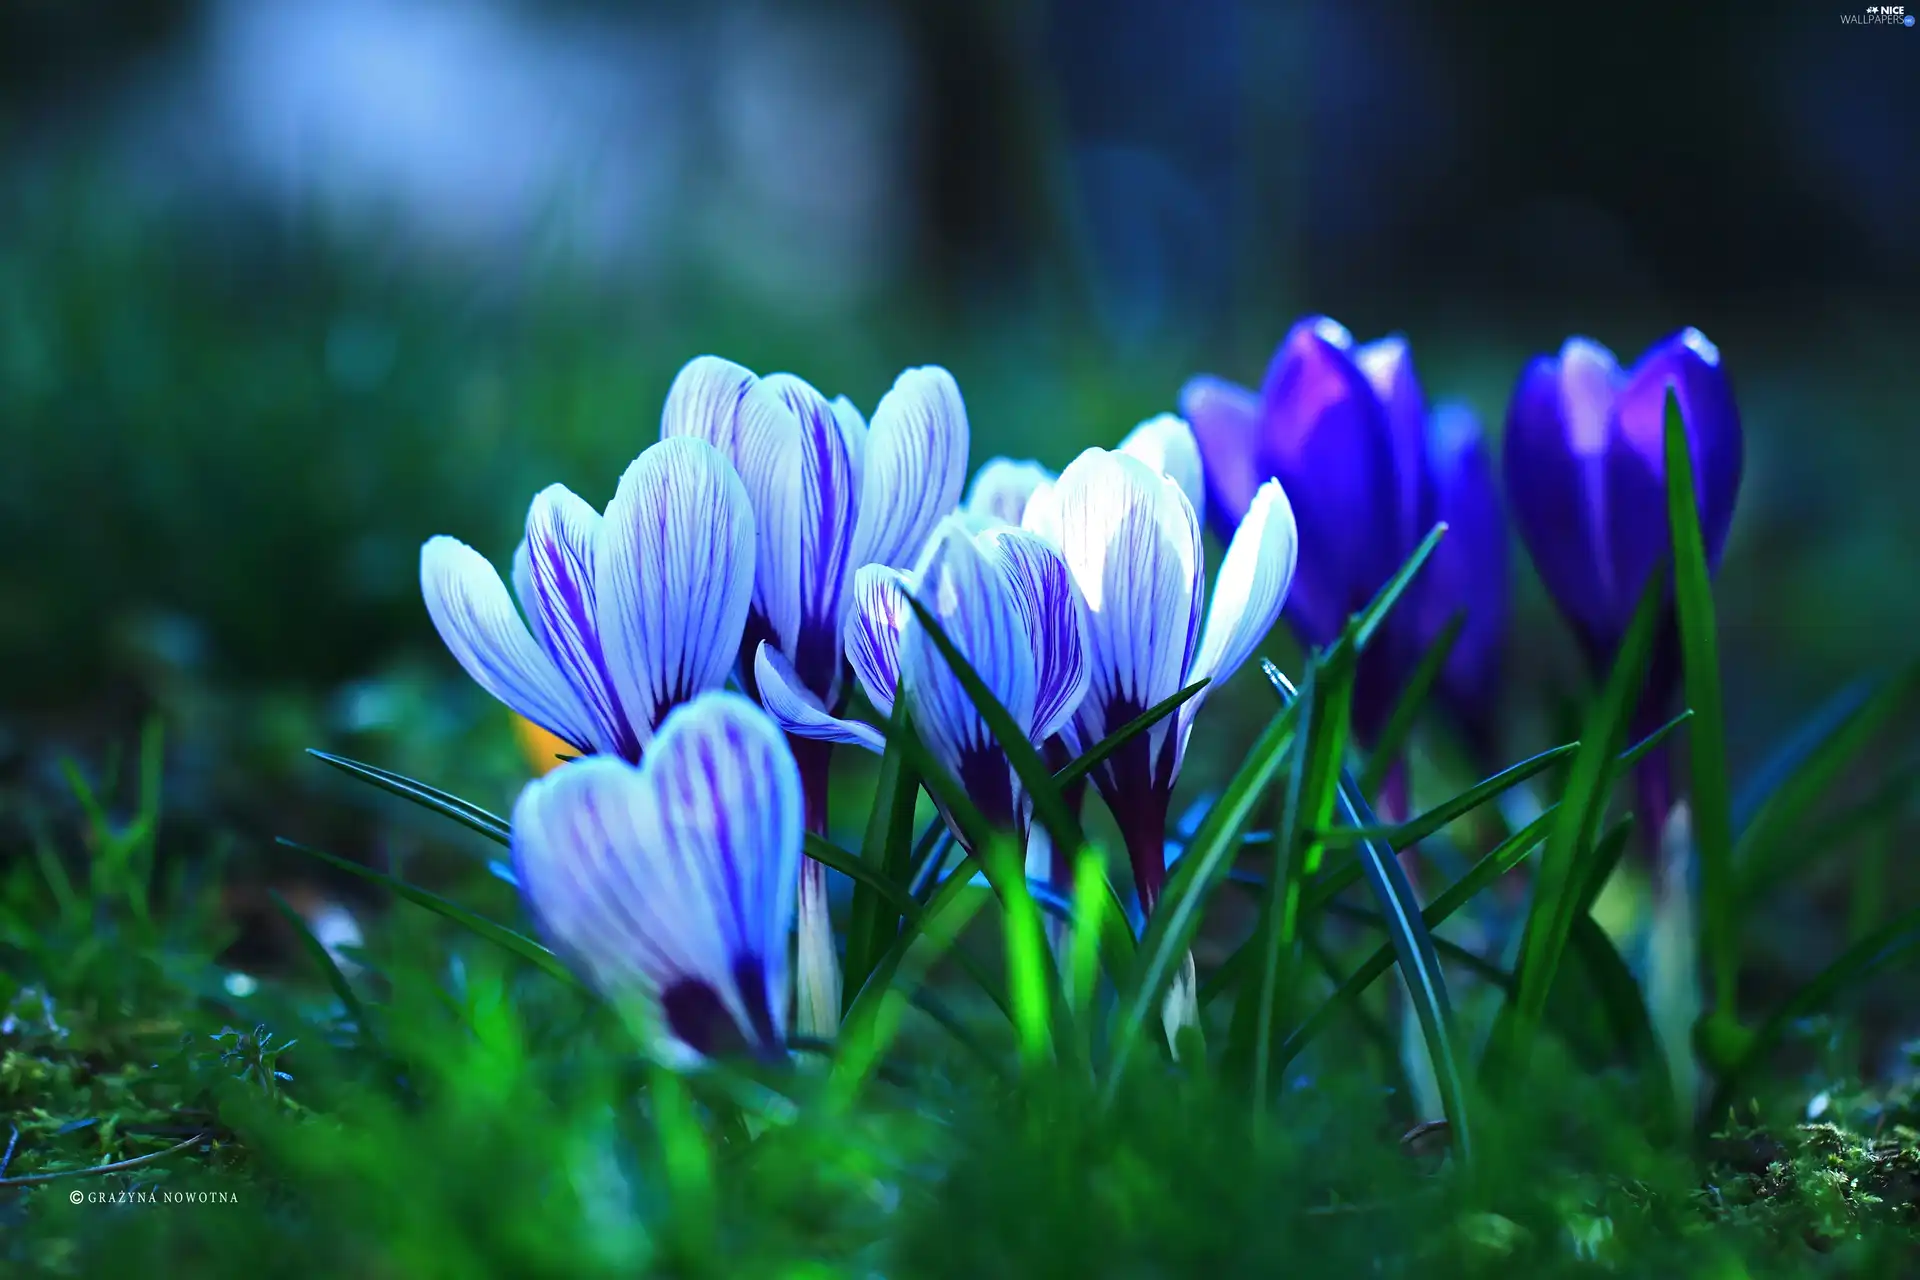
left=1, top=0, right=1914, bottom=989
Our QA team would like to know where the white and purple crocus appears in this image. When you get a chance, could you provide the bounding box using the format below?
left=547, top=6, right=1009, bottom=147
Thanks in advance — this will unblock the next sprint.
left=657, top=355, right=970, bottom=1039
left=1502, top=327, right=1743, bottom=837
left=511, top=691, right=801, bottom=1068
left=1181, top=316, right=1510, bottom=771
left=420, top=435, right=756, bottom=764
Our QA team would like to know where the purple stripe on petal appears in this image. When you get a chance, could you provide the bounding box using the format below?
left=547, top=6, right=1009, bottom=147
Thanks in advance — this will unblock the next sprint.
left=596, top=438, right=756, bottom=749
left=766, top=373, right=863, bottom=704
left=980, top=528, right=1091, bottom=744
left=843, top=565, right=913, bottom=719
left=524, top=486, right=640, bottom=761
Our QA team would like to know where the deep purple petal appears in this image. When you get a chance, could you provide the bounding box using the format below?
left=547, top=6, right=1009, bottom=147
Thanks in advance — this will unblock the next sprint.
left=1611, top=327, right=1744, bottom=570
left=1502, top=340, right=1626, bottom=657
left=1177, top=374, right=1263, bottom=538
left=1353, top=334, right=1435, bottom=557
left=1251, top=316, right=1403, bottom=650
left=1417, top=404, right=1509, bottom=745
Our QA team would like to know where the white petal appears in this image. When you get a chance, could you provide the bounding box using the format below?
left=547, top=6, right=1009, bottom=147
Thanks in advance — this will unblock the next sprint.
left=753, top=642, right=885, bottom=754
left=963, top=456, right=1057, bottom=529
left=596, top=437, right=756, bottom=750
left=851, top=366, right=971, bottom=570
left=979, top=527, right=1091, bottom=744
left=660, top=356, right=805, bottom=662
left=523, top=485, right=636, bottom=758
left=900, top=520, right=1038, bottom=790
left=1118, top=413, right=1207, bottom=528
left=420, top=536, right=599, bottom=751
left=511, top=691, right=801, bottom=1061
left=843, top=564, right=913, bottom=719
left=1048, top=449, right=1204, bottom=763
left=1178, top=478, right=1298, bottom=762
left=1020, top=479, right=1062, bottom=545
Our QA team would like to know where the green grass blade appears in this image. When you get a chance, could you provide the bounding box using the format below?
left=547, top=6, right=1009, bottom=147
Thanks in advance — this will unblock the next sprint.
left=1664, top=387, right=1737, bottom=1017
left=1359, top=611, right=1463, bottom=798
left=276, top=838, right=582, bottom=988
left=1350, top=523, right=1448, bottom=655
left=1103, top=697, right=1300, bottom=1099
left=1506, top=568, right=1666, bottom=1046
left=843, top=692, right=922, bottom=1001
left=1264, top=808, right=1556, bottom=1065
left=1701, top=902, right=1920, bottom=1134
left=268, top=888, right=374, bottom=1041
left=1320, top=901, right=1515, bottom=992
left=1320, top=743, right=1578, bottom=853
left=1332, top=764, right=1473, bottom=1164
left=1053, top=679, right=1209, bottom=790
left=307, top=749, right=511, bottom=847
left=1734, top=661, right=1920, bottom=902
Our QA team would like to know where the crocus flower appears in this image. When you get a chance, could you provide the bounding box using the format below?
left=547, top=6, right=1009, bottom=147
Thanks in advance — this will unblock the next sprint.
left=764, top=516, right=1091, bottom=847
left=1181, top=318, right=1509, bottom=756
left=661, top=354, right=969, bottom=1039
left=510, top=691, right=801, bottom=1069
left=961, top=457, right=1057, bottom=530
left=1025, top=430, right=1298, bottom=914
left=421, top=436, right=755, bottom=763
left=1503, top=327, right=1743, bottom=837
left=1502, top=327, right=1742, bottom=674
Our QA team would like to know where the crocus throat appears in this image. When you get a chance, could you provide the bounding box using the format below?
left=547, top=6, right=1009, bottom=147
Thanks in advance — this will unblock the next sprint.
left=660, top=957, right=780, bottom=1062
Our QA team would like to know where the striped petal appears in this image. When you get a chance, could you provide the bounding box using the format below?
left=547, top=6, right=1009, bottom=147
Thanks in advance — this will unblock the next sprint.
left=1049, top=448, right=1204, bottom=768
left=660, top=356, right=805, bottom=669
left=523, top=485, right=639, bottom=760
left=844, top=564, right=913, bottom=719
left=510, top=538, right=553, bottom=656
left=766, top=373, right=863, bottom=703
left=900, top=521, right=1037, bottom=829
left=1117, top=413, right=1207, bottom=530
left=596, top=437, right=756, bottom=751
left=964, top=457, right=1056, bottom=529
left=980, top=526, right=1091, bottom=744
left=510, top=691, right=801, bottom=1066
left=421, top=535, right=599, bottom=752
left=851, top=366, right=970, bottom=570
left=1178, top=478, right=1298, bottom=762
left=753, top=642, right=885, bottom=754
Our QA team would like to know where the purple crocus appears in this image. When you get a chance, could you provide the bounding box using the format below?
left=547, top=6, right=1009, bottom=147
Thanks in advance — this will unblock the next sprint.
left=510, top=691, right=800, bottom=1068
left=660, top=354, right=969, bottom=1039
left=1503, top=328, right=1743, bottom=834
left=1180, top=318, right=1509, bottom=755
left=420, top=436, right=756, bottom=763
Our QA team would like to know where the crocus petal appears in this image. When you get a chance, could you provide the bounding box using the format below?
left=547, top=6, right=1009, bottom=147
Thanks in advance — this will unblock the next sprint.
left=1049, top=449, right=1204, bottom=767
left=596, top=437, right=756, bottom=750
left=523, top=485, right=638, bottom=760
left=1419, top=404, right=1508, bottom=737
left=964, top=457, right=1057, bottom=528
left=843, top=564, right=913, bottom=720
left=979, top=527, right=1092, bottom=744
left=510, top=539, right=552, bottom=656
left=1353, top=335, right=1434, bottom=558
left=1117, top=413, right=1207, bottom=528
left=753, top=642, right=885, bottom=754
left=765, top=373, right=863, bottom=702
left=900, top=522, right=1037, bottom=826
left=421, top=535, right=599, bottom=752
left=510, top=691, right=800, bottom=1065
left=660, top=356, right=806, bottom=665
left=851, top=366, right=970, bottom=570
left=1608, top=326, right=1744, bottom=584
left=1502, top=339, right=1624, bottom=654
left=1251, top=316, right=1403, bottom=651
left=1177, top=374, right=1263, bottom=536
left=1180, top=478, right=1298, bottom=756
